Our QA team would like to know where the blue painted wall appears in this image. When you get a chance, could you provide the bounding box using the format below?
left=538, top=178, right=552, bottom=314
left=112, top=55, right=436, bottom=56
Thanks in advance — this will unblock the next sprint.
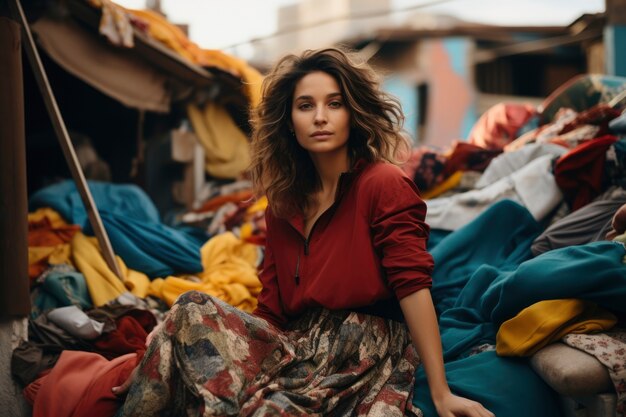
left=383, top=76, right=419, bottom=143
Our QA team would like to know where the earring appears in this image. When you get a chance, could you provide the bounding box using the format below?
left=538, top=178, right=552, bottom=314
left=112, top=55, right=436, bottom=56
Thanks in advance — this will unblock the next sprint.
left=289, top=129, right=295, bottom=137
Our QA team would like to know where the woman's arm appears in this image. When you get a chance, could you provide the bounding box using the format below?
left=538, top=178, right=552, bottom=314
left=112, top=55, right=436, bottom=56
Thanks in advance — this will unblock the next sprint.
left=400, top=289, right=495, bottom=417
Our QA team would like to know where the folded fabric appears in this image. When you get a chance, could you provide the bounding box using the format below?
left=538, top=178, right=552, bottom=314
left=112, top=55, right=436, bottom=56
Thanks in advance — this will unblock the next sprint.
left=47, top=305, right=105, bottom=340
left=426, top=155, right=562, bottom=231
left=496, top=299, right=617, bottom=356
left=187, top=102, right=251, bottom=179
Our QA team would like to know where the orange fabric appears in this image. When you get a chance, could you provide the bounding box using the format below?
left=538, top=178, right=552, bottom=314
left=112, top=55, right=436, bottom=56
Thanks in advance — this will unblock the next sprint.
left=29, top=351, right=138, bottom=417
left=194, top=189, right=254, bottom=213
left=125, top=9, right=263, bottom=106
left=27, top=210, right=80, bottom=281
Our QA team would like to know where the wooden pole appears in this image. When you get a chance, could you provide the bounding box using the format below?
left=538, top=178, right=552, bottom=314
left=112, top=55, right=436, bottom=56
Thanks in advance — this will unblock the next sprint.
left=7, top=0, right=124, bottom=280
left=0, top=16, right=31, bottom=316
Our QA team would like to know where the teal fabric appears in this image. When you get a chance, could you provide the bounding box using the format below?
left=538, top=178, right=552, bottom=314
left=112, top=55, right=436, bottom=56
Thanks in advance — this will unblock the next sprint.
left=427, top=229, right=451, bottom=251
left=29, top=180, right=203, bottom=278
left=414, top=351, right=563, bottom=417
left=413, top=198, right=626, bottom=416
left=32, top=267, right=92, bottom=318
left=440, top=241, right=626, bottom=359
left=431, top=199, right=542, bottom=315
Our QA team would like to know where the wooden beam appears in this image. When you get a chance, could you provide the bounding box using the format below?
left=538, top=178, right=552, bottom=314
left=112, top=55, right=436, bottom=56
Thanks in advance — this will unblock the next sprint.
left=0, top=16, right=30, bottom=316
left=7, top=0, right=124, bottom=281
left=606, top=0, right=626, bottom=25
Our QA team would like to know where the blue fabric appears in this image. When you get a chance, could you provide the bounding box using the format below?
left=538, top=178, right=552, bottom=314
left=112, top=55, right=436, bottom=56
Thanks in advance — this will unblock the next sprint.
left=29, top=180, right=160, bottom=228
left=413, top=198, right=626, bottom=416
left=86, top=210, right=203, bottom=277
left=29, top=180, right=203, bottom=277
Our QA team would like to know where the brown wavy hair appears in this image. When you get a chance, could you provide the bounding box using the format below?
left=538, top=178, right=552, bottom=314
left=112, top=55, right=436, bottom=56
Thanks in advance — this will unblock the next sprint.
left=249, top=47, right=410, bottom=218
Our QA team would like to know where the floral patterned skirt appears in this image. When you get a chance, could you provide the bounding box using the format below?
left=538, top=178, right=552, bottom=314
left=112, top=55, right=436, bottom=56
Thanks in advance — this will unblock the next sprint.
left=116, top=291, right=423, bottom=417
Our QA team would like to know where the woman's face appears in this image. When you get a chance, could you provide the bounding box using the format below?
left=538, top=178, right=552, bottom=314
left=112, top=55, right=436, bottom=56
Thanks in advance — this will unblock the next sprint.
left=291, top=71, right=350, bottom=156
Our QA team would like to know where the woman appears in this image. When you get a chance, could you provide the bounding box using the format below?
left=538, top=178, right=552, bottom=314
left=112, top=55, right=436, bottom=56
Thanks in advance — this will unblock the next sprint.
left=115, top=48, right=494, bottom=417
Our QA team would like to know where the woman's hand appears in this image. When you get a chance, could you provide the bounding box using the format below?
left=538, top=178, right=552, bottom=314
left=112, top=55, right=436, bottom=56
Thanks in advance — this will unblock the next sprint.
left=434, top=392, right=495, bottom=417
left=111, top=321, right=162, bottom=396
left=112, top=366, right=138, bottom=396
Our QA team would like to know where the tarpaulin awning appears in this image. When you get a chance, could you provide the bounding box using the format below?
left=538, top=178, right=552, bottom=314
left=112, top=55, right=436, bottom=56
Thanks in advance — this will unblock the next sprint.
left=32, top=15, right=171, bottom=112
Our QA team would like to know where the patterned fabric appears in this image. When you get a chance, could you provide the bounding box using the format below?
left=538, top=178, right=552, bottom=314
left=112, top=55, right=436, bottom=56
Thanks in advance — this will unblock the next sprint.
left=117, top=291, right=422, bottom=417
left=563, top=331, right=626, bottom=416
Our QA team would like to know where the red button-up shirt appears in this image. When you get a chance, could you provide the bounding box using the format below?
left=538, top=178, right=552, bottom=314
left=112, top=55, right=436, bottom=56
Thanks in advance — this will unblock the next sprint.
left=253, top=161, right=434, bottom=329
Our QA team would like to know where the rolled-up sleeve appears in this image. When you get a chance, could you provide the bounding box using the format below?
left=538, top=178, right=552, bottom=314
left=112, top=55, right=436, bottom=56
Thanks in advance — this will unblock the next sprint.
left=368, top=165, right=434, bottom=299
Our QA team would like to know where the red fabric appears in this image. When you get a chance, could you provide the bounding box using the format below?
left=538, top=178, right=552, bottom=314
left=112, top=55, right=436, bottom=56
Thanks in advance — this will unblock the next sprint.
left=28, top=351, right=138, bottom=417
left=560, top=104, right=621, bottom=135
left=442, top=141, right=501, bottom=178
left=554, top=135, right=618, bottom=211
left=253, top=162, right=434, bottom=329
left=28, top=217, right=80, bottom=246
left=93, top=314, right=152, bottom=360
left=467, top=102, right=537, bottom=150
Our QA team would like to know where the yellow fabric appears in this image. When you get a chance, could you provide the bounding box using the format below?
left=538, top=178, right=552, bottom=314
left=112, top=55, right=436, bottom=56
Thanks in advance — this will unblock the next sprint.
left=117, top=260, right=151, bottom=299
left=29, top=245, right=72, bottom=268
left=496, top=299, right=617, bottom=357
left=71, top=232, right=151, bottom=305
left=28, top=208, right=69, bottom=228
left=247, top=196, right=268, bottom=214
left=71, top=232, right=127, bottom=306
left=148, top=232, right=261, bottom=311
left=422, top=171, right=463, bottom=200
left=187, top=102, right=251, bottom=179
left=124, top=9, right=262, bottom=107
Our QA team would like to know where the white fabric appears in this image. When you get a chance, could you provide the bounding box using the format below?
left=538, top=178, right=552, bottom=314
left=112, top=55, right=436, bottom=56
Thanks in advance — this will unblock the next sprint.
left=476, top=143, right=567, bottom=189
left=426, top=155, right=563, bottom=230
left=47, top=305, right=104, bottom=340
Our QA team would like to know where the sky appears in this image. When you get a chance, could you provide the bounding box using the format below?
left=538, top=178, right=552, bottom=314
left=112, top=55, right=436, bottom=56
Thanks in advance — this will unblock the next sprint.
left=115, top=0, right=605, bottom=58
